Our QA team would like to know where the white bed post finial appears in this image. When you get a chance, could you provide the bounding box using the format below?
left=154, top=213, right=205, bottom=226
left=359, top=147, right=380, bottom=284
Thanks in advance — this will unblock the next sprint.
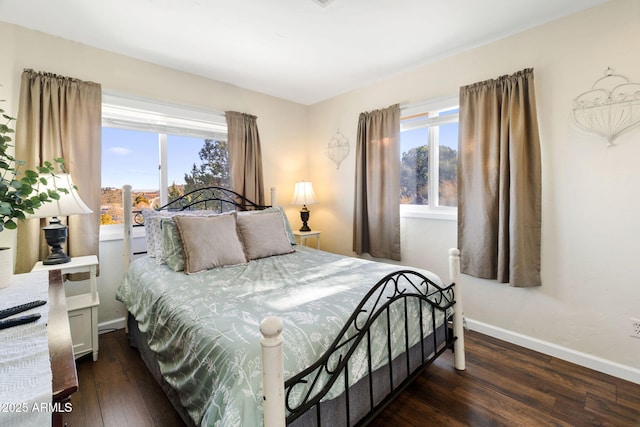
left=260, top=316, right=285, bottom=427
left=449, top=248, right=466, bottom=371
left=270, top=187, right=276, bottom=206
left=123, top=185, right=133, bottom=273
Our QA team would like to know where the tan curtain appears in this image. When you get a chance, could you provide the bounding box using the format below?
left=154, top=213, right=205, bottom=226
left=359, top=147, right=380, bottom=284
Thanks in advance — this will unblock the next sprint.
left=458, top=68, right=542, bottom=287
left=225, top=111, right=265, bottom=205
left=353, top=104, right=401, bottom=261
left=15, top=70, right=101, bottom=274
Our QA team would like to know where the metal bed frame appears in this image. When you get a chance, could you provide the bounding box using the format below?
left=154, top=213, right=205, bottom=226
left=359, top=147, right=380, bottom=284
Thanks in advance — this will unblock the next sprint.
left=121, top=185, right=465, bottom=427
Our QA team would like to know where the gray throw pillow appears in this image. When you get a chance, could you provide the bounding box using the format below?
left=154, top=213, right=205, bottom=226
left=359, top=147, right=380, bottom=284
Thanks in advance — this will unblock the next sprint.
left=173, top=213, right=247, bottom=273
left=236, top=211, right=295, bottom=260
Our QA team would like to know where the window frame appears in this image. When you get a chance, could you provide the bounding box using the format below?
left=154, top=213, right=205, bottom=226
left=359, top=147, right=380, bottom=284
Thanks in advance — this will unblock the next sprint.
left=99, top=92, right=228, bottom=240
left=400, top=95, right=459, bottom=221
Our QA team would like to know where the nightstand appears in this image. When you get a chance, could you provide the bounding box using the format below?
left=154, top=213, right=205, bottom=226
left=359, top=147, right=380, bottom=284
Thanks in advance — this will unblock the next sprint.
left=32, top=255, right=100, bottom=361
left=293, top=230, right=321, bottom=249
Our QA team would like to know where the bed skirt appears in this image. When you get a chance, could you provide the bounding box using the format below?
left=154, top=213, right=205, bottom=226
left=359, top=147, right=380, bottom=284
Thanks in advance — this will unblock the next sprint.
left=127, top=313, right=197, bottom=427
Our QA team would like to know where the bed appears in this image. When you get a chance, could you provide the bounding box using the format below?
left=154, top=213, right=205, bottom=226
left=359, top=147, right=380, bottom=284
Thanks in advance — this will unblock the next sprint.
left=116, top=185, right=465, bottom=427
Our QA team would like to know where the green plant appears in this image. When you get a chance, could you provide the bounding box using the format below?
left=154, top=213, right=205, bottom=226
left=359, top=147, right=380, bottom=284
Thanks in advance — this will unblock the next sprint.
left=0, top=95, right=68, bottom=232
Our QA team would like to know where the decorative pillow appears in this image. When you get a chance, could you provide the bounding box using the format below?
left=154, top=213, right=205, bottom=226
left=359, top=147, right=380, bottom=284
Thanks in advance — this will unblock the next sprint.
left=173, top=213, right=247, bottom=273
left=141, top=208, right=170, bottom=258
left=238, top=207, right=296, bottom=245
left=142, top=208, right=221, bottom=264
left=161, top=218, right=184, bottom=272
left=236, top=211, right=295, bottom=260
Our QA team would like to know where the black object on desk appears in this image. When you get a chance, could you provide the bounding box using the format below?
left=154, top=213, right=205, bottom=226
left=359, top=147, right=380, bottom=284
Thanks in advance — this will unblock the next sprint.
left=0, top=313, right=42, bottom=330
left=0, top=300, right=46, bottom=320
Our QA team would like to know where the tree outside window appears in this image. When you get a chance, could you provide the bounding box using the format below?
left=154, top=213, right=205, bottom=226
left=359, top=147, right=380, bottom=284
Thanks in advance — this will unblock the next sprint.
left=182, top=139, right=229, bottom=196
left=400, top=106, right=458, bottom=210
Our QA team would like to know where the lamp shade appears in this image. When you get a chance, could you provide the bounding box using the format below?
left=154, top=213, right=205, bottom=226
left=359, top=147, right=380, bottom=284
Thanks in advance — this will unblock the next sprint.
left=28, top=173, right=93, bottom=219
left=291, top=181, right=318, bottom=206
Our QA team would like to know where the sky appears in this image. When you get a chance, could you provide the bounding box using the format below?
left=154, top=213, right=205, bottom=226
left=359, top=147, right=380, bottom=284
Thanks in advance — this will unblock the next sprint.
left=102, top=127, right=205, bottom=191
left=401, top=121, right=459, bottom=154
left=103, top=118, right=458, bottom=192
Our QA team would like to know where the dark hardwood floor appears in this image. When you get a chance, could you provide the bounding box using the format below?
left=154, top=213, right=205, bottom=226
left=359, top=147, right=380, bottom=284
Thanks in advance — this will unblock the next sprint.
left=64, top=329, right=640, bottom=426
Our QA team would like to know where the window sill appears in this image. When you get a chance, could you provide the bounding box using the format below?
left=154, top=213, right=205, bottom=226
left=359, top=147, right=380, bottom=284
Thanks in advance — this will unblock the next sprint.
left=99, top=225, right=146, bottom=242
left=400, top=206, right=457, bottom=221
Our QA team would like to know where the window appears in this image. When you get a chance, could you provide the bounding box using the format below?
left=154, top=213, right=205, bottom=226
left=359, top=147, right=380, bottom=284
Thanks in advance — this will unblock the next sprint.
left=100, top=93, right=228, bottom=227
left=400, top=96, right=459, bottom=218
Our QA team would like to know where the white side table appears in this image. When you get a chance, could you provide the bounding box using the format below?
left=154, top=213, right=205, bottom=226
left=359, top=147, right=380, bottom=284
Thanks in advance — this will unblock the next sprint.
left=32, top=255, right=100, bottom=361
left=293, top=230, right=321, bottom=249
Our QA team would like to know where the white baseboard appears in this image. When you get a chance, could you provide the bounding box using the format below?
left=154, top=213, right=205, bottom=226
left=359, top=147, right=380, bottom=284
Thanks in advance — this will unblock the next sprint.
left=98, top=316, right=126, bottom=334
left=466, top=318, right=640, bottom=385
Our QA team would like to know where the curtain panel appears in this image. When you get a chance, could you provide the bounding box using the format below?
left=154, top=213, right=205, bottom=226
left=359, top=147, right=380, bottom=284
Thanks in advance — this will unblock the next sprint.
left=458, top=68, right=542, bottom=287
left=225, top=111, right=265, bottom=205
left=353, top=103, right=401, bottom=261
left=15, top=69, right=102, bottom=275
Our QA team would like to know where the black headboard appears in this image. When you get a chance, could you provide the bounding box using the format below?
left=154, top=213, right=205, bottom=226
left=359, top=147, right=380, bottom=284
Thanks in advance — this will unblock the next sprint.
left=158, top=186, right=270, bottom=212
left=123, top=184, right=276, bottom=268
left=132, top=186, right=271, bottom=226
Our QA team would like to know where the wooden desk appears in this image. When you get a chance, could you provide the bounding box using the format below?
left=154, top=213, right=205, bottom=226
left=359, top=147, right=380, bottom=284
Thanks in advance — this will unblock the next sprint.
left=48, top=269, right=78, bottom=427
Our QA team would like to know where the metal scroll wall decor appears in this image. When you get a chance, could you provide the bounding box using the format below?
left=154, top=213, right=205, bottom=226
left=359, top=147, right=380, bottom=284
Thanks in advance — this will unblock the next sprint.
left=326, top=129, right=350, bottom=169
left=571, top=67, right=640, bottom=147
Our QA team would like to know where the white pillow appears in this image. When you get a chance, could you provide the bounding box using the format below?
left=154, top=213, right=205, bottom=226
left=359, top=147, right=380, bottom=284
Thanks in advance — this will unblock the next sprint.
left=141, top=209, right=171, bottom=258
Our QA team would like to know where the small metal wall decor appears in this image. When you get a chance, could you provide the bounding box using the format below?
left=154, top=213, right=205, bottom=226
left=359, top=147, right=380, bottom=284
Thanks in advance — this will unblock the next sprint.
left=326, top=129, right=350, bottom=169
left=571, top=67, right=640, bottom=147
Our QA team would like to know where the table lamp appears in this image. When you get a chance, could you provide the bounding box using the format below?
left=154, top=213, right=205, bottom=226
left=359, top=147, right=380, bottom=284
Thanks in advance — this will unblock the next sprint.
left=28, top=173, right=92, bottom=265
left=291, top=181, right=318, bottom=232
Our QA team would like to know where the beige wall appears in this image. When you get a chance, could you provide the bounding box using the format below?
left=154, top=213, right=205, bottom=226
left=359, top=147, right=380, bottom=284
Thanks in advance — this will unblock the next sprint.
left=308, top=0, right=640, bottom=375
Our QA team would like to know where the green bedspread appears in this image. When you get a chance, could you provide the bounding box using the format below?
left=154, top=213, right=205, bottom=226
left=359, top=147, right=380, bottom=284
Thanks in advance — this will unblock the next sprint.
left=116, top=246, right=446, bottom=426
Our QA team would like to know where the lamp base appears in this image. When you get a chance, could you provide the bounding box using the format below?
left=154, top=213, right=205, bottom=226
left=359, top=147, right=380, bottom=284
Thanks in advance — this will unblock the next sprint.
left=42, top=218, right=72, bottom=265
left=43, top=251, right=71, bottom=265
left=299, top=205, right=311, bottom=232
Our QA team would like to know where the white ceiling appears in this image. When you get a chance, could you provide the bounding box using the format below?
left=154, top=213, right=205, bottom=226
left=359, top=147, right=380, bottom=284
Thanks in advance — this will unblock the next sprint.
left=0, top=0, right=608, bottom=105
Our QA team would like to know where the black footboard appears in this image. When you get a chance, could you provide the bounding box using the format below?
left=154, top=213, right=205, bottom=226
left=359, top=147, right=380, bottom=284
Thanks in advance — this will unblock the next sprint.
left=285, top=270, right=457, bottom=426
